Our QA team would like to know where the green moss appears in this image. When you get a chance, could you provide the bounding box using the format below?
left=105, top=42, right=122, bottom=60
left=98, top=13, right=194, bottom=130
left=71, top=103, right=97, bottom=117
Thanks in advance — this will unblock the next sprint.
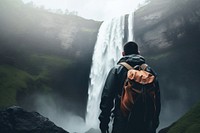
left=167, top=102, right=200, bottom=133
left=0, top=65, right=32, bottom=107
left=185, top=124, right=200, bottom=133
left=30, top=54, right=71, bottom=70
left=0, top=54, right=72, bottom=107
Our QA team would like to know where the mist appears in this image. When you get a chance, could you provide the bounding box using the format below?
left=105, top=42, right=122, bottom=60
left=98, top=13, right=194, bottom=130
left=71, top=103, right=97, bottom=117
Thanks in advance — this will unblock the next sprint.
left=0, top=0, right=200, bottom=132
left=0, top=1, right=100, bottom=132
left=22, top=0, right=150, bottom=21
left=33, top=94, right=88, bottom=133
left=159, top=86, right=192, bottom=130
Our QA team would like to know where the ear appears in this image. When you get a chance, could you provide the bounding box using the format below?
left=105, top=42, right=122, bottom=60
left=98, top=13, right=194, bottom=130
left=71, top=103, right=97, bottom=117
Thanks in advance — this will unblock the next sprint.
left=122, top=52, right=125, bottom=56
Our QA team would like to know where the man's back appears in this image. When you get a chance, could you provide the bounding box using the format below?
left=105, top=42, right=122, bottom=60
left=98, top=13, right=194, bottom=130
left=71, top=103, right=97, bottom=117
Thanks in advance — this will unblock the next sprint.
left=99, top=42, right=160, bottom=133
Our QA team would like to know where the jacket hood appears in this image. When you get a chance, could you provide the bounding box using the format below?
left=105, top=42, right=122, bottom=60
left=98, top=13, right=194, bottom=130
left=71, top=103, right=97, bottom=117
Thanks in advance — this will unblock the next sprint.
left=117, top=54, right=145, bottom=66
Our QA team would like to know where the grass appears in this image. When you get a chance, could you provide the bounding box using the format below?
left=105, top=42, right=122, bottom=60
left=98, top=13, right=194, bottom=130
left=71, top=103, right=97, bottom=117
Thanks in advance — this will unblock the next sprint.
left=30, top=54, right=71, bottom=70
left=167, top=101, right=200, bottom=133
left=0, top=54, right=72, bottom=108
left=0, top=65, right=32, bottom=107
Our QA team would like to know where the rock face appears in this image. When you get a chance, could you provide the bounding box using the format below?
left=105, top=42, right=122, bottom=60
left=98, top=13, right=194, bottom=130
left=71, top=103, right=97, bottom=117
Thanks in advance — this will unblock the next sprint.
left=133, top=0, right=200, bottom=128
left=0, top=0, right=101, bottom=117
left=135, top=0, right=200, bottom=53
left=0, top=106, right=68, bottom=133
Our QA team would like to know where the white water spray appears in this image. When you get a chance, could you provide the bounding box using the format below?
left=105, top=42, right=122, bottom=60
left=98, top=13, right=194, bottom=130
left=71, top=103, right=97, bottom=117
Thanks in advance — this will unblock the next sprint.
left=128, top=12, right=135, bottom=41
left=85, top=12, right=135, bottom=130
left=85, top=16, right=125, bottom=129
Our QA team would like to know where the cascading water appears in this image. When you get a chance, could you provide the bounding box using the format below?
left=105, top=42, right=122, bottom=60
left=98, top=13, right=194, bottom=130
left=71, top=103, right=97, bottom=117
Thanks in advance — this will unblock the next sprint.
left=128, top=12, right=135, bottom=41
left=85, top=13, right=134, bottom=130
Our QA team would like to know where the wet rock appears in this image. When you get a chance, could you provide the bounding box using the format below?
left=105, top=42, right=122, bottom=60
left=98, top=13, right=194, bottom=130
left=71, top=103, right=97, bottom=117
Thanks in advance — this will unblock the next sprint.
left=0, top=106, right=68, bottom=133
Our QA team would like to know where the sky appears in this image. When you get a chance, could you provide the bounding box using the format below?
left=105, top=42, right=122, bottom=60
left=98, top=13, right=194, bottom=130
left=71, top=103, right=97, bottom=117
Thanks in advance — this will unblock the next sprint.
left=22, top=0, right=149, bottom=21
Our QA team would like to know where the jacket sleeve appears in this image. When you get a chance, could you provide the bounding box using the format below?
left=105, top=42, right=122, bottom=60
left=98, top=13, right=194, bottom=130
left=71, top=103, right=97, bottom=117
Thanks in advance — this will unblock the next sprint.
left=148, top=67, right=161, bottom=129
left=153, top=77, right=161, bottom=129
left=98, top=67, right=118, bottom=128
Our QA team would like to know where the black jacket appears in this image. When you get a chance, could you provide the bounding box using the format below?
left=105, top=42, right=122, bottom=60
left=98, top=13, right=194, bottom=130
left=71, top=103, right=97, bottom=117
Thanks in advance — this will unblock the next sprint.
left=99, top=54, right=161, bottom=133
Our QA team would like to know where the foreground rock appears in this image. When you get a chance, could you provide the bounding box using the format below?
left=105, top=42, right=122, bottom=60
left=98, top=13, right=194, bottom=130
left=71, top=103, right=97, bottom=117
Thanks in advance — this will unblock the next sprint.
left=0, top=106, right=68, bottom=133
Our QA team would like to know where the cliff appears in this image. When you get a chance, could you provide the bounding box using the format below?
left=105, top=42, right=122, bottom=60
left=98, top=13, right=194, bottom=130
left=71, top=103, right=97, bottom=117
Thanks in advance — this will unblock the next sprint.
left=1, top=0, right=200, bottom=131
left=134, top=0, right=200, bottom=129
left=0, top=0, right=101, bottom=117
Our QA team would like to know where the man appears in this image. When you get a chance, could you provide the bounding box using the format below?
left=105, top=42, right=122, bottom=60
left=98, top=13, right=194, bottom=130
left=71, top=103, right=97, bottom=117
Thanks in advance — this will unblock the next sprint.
left=99, top=41, right=161, bottom=133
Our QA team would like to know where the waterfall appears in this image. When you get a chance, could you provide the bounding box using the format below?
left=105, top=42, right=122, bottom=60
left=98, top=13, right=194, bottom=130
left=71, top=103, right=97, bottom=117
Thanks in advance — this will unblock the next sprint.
left=128, top=12, right=135, bottom=41
left=85, top=13, right=134, bottom=130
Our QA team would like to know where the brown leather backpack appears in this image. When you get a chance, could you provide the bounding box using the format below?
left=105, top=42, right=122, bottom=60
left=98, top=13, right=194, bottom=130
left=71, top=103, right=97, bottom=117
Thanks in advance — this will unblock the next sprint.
left=119, top=62, right=156, bottom=119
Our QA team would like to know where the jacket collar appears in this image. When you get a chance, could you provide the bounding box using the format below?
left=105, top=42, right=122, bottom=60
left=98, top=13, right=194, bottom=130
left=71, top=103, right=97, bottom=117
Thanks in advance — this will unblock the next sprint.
left=117, top=54, right=145, bottom=66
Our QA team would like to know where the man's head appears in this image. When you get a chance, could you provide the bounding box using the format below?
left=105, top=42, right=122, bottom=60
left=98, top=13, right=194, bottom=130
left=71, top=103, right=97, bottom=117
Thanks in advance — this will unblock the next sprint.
left=122, top=41, right=139, bottom=56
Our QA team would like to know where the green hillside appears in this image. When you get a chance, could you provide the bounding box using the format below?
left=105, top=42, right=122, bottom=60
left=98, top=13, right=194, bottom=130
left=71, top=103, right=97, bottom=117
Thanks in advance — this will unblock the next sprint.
left=0, top=55, right=72, bottom=108
left=159, top=101, right=200, bottom=133
left=167, top=101, right=200, bottom=133
left=0, top=65, right=33, bottom=107
left=0, top=0, right=100, bottom=114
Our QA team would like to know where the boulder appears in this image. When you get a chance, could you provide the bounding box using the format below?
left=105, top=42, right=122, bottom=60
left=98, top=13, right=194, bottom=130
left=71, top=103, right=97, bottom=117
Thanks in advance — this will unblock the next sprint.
left=0, top=106, right=68, bottom=133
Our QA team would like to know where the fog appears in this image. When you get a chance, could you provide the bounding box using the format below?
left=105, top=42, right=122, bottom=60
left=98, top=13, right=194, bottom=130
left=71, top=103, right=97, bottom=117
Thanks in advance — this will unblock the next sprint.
left=0, top=0, right=200, bottom=132
left=159, top=86, right=191, bottom=130
left=34, top=94, right=89, bottom=133
left=22, top=0, right=149, bottom=21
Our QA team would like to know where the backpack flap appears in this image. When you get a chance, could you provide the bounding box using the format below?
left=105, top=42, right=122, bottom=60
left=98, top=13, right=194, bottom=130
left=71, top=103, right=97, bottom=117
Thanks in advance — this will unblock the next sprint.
left=127, top=69, right=155, bottom=84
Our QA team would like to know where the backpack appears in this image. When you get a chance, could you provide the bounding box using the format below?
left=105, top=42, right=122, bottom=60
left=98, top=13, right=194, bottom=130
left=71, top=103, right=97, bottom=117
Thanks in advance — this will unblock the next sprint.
left=119, top=62, right=157, bottom=122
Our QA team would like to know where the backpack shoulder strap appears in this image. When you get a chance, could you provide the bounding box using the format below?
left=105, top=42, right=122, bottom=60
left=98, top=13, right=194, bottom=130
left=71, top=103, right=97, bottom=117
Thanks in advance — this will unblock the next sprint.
left=140, top=63, right=148, bottom=70
left=119, top=62, right=133, bottom=70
